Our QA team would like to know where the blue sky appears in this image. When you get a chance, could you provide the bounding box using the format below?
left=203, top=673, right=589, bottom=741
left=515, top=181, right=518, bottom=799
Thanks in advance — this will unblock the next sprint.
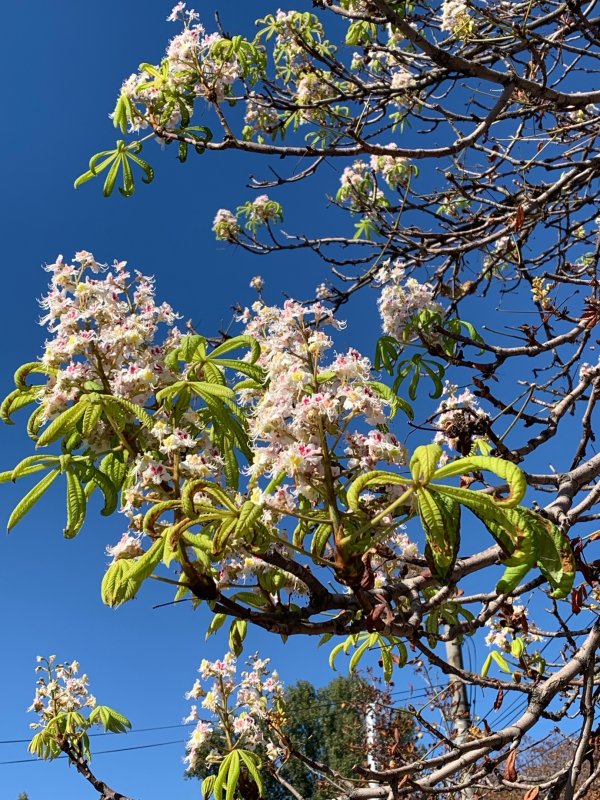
left=0, top=2, right=388, bottom=798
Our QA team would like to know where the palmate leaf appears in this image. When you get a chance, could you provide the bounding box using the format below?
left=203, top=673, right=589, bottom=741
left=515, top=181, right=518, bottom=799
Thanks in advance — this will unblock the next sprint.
left=89, top=705, right=132, bottom=734
left=213, top=750, right=241, bottom=800
left=75, top=141, right=155, bottom=196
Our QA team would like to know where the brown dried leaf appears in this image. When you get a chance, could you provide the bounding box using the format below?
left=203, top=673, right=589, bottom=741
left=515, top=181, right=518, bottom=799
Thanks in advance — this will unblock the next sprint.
left=494, top=688, right=505, bottom=711
left=523, top=787, right=539, bottom=800
left=503, top=749, right=518, bottom=782
left=514, top=205, right=525, bottom=232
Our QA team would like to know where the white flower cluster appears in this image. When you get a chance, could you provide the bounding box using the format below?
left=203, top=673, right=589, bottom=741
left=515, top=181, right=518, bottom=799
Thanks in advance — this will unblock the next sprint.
left=215, top=196, right=283, bottom=240
left=440, top=0, right=474, bottom=39
left=484, top=603, right=542, bottom=653
left=39, top=253, right=179, bottom=426
left=295, top=71, right=337, bottom=124
left=239, top=300, right=405, bottom=502
left=337, top=160, right=384, bottom=211
left=119, top=8, right=243, bottom=131
left=37, top=252, right=223, bottom=536
left=245, top=195, right=283, bottom=228
left=244, top=91, right=281, bottom=138
left=183, top=653, right=284, bottom=771
left=377, top=262, right=442, bottom=343
left=370, top=146, right=416, bottom=190
left=212, top=209, right=241, bottom=241
left=29, top=656, right=95, bottom=725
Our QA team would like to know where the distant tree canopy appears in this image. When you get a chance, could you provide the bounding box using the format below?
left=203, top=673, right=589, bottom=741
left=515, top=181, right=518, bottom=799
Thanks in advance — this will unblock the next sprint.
left=187, top=674, right=418, bottom=800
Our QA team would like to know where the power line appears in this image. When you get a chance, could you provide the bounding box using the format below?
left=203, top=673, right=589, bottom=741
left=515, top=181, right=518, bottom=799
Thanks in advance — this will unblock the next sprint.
left=0, top=684, right=445, bottom=746
left=0, top=739, right=185, bottom=766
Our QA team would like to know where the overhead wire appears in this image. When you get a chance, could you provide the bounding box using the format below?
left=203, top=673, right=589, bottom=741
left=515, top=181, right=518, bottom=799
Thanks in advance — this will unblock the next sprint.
left=0, top=683, right=447, bottom=753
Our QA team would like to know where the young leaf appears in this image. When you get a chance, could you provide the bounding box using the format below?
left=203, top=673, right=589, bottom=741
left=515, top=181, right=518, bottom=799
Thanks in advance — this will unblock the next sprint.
left=7, top=469, right=60, bottom=531
left=417, top=488, right=461, bottom=581
left=410, top=444, right=443, bottom=485
left=36, top=403, right=86, bottom=447
left=433, top=455, right=526, bottom=508
left=64, top=469, right=86, bottom=538
left=238, top=750, right=264, bottom=797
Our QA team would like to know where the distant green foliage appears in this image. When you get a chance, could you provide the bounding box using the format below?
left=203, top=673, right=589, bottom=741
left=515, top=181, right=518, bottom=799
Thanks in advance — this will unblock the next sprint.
left=187, top=674, right=417, bottom=800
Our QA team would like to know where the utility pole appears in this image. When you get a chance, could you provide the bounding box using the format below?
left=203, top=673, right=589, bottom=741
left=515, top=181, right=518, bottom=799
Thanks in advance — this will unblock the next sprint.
left=365, top=701, right=379, bottom=789
left=445, top=638, right=475, bottom=799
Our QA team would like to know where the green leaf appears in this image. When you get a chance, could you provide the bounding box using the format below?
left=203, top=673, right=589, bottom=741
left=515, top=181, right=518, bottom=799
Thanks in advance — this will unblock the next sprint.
left=410, top=444, right=443, bottom=485
left=367, top=381, right=413, bottom=420
left=380, top=643, right=393, bottom=683
left=89, top=705, right=131, bottom=733
left=329, top=639, right=348, bottom=671
left=36, top=403, right=86, bottom=447
left=64, top=469, right=86, bottom=538
left=346, top=470, right=410, bottom=513
left=13, top=362, right=55, bottom=391
left=238, top=750, right=264, bottom=797
left=102, top=154, right=121, bottom=197
left=210, top=335, right=261, bottom=363
left=417, top=488, right=461, bottom=581
left=490, top=650, right=511, bottom=674
left=226, top=750, right=241, bottom=800
left=101, top=537, right=165, bottom=607
left=430, top=484, right=519, bottom=554
left=74, top=153, right=117, bottom=189
left=228, top=619, right=247, bottom=657
left=118, top=153, right=135, bottom=196
left=311, top=522, right=332, bottom=558
left=10, top=454, right=58, bottom=481
left=7, top=468, right=60, bottom=531
left=104, top=396, right=153, bottom=429
left=202, top=775, right=217, bottom=800
left=99, top=452, right=129, bottom=489
left=191, top=382, right=236, bottom=401
left=349, top=636, right=372, bottom=674
left=206, top=613, right=228, bottom=639
left=84, top=466, right=119, bottom=516
left=127, top=152, right=155, bottom=185
left=234, top=501, right=263, bottom=541
left=0, top=388, right=41, bottom=424
left=433, top=456, right=526, bottom=508
left=531, top=513, right=575, bottom=598
left=0, top=463, right=47, bottom=483
left=511, top=638, right=525, bottom=658
left=82, top=401, right=103, bottom=440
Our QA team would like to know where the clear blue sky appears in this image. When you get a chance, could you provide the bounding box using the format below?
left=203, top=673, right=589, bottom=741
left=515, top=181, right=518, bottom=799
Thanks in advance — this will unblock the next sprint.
left=0, top=2, right=387, bottom=798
